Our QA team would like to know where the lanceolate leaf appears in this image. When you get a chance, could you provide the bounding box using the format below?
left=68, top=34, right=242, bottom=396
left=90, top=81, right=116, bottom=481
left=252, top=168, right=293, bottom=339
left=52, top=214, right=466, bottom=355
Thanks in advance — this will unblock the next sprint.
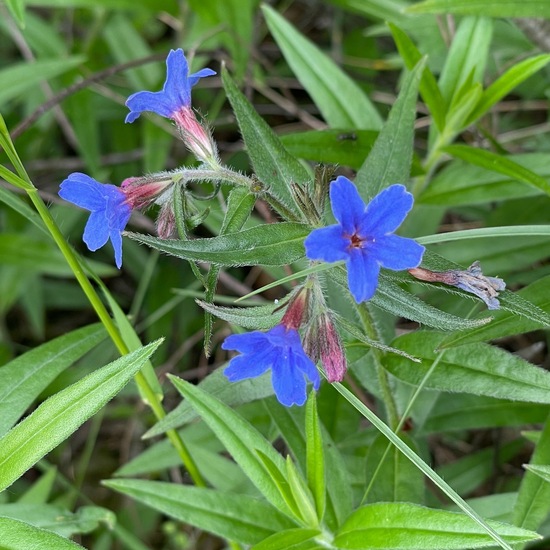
left=0, top=340, right=162, bottom=492
left=222, top=66, right=308, bottom=217
left=355, top=57, right=425, bottom=199
left=126, top=222, right=310, bottom=266
left=168, top=376, right=294, bottom=517
left=443, top=145, right=550, bottom=196
left=104, top=479, right=296, bottom=545
left=262, top=4, right=382, bottom=130
left=407, top=0, right=550, bottom=17
left=466, top=54, right=550, bottom=125
left=0, top=323, right=107, bottom=437
left=388, top=23, right=446, bottom=131
left=334, top=502, right=539, bottom=549
left=384, top=331, right=550, bottom=404
left=0, top=517, right=85, bottom=550
left=197, top=300, right=285, bottom=330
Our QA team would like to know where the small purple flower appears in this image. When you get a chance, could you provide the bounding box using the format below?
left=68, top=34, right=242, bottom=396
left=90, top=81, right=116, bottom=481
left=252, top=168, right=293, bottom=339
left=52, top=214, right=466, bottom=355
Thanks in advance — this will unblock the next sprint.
left=305, top=176, right=425, bottom=303
left=125, top=49, right=216, bottom=123
left=59, top=173, right=131, bottom=268
left=222, top=325, right=320, bottom=407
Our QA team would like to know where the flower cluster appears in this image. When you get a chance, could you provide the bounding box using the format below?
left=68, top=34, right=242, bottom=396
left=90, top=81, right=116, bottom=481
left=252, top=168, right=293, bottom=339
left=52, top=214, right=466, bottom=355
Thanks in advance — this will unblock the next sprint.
left=222, top=177, right=424, bottom=406
left=58, top=49, right=216, bottom=267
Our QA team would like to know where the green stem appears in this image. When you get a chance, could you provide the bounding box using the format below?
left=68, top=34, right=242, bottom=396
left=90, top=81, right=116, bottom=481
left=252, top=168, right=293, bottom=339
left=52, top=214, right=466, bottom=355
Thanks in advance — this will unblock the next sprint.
left=25, top=187, right=206, bottom=487
left=357, top=303, right=399, bottom=429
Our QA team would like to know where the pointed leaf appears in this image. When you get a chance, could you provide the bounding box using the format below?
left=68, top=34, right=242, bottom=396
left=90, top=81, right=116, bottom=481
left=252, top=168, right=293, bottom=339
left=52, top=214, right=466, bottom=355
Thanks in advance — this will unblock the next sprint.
left=388, top=23, right=446, bottom=131
left=0, top=323, right=107, bottom=437
left=251, top=527, right=322, bottom=550
left=443, top=144, right=550, bottom=196
left=0, top=340, right=162, bottom=492
left=407, top=0, right=550, bottom=17
left=355, top=58, right=425, bottom=198
left=168, top=375, right=293, bottom=517
left=222, top=66, right=308, bottom=216
left=306, top=395, right=325, bottom=520
left=0, top=517, right=85, bottom=550
left=104, top=479, right=296, bottom=545
left=262, top=4, right=382, bottom=130
left=126, top=222, right=310, bottom=266
left=385, top=331, right=550, bottom=404
left=334, top=502, right=540, bottom=549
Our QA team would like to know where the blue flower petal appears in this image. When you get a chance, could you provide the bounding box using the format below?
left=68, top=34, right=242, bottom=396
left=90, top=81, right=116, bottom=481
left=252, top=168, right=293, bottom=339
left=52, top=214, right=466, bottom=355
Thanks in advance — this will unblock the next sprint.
left=222, top=325, right=319, bottom=407
left=83, top=210, right=110, bottom=251
left=224, top=351, right=273, bottom=381
left=346, top=249, right=380, bottom=302
left=59, top=173, right=108, bottom=211
left=330, top=176, right=367, bottom=234
left=125, top=49, right=215, bottom=123
left=360, top=184, right=413, bottom=236
left=304, top=225, right=349, bottom=263
left=188, top=68, right=217, bottom=87
left=369, top=235, right=425, bottom=271
left=222, top=331, right=269, bottom=353
left=109, top=228, right=124, bottom=269
left=271, top=355, right=309, bottom=406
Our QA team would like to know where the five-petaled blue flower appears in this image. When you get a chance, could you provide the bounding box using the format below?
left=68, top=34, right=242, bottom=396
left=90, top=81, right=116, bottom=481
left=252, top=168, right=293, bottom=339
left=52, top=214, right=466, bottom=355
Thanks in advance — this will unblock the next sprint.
left=222, top=325, right=320, bottom=407
left=304, top=176, right=425, bottom=303
left=125, top=48, right=216, bottom=123
left=59, top=173, right=131, bottom=269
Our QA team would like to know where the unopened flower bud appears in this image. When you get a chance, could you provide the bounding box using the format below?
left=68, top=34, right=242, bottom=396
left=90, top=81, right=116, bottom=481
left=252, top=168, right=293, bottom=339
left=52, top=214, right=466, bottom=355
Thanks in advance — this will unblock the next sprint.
left=156, top=201, right=176, bottom=239
left=304, top=314, right=347, bottom=383
left=280, top=287, right=309, bottom=331
left=120, top=176, right=173, bottom=210
left=172, top=107, right=219, bottom=165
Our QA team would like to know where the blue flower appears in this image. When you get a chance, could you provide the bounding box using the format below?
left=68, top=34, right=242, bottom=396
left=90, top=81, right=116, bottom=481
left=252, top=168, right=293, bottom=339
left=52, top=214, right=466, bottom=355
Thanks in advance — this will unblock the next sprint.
left=304, top=176, right=425, bottom=303
left=125, top=49, right=216, bottom=123
left=59, top=173, right=132, bottom=268
left=222, top=325, right=320, bottom=407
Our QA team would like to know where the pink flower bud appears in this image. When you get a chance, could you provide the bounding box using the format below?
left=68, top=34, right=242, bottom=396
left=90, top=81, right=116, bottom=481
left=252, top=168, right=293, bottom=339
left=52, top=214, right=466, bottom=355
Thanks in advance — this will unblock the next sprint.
left=156, top=201, right=177, bottom=239
left=172, top=106, right=218, bottom=164
left=120, top=177, right=173, bottom=209
left=281, top=287, right=309, bottom=331
left=304, top=315, right=347, bottom=383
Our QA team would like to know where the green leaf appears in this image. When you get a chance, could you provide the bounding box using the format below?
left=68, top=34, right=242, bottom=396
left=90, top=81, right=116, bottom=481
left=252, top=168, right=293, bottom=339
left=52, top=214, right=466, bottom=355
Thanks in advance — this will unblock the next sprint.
left=221, top=66, right=307, bottom=217
left=443, top=145, right=550, bottom=196
left=438, top=17, right=492, bottom=106
left=333, top=502, right=540, bottom=549
left=407, top=0, right=550, bottom=17
left=144, top=368, right=274, bottom=437
left=0, top=503, right=115, bottom=537
left=0, top=185, right=48, bottom=236
left=262, top=4, right=382, bottom=130
left=204, top=186, right=256, bottom=354
left=440, top=274, right=550, bottom=347
left=104, top=479, right=296, bottom=545
left=323, top=0, right=409, bottom=25
left=364, top=434, right=424, bottom=504
left=0, top=517, right=85, bottom=549
left=0, top=56, right=85, bottom=107
left=373, top=275, right=492, bottom=332
left=26, top=0, right=177, bottom=11
left=419, top=153, right=548, bottom=206
left=0, top=323, right=107, bottom=437
left=388, top=23, right=446, bottom=131
left=513, top=415, right=550, bottom=531
left=466, top=54, right=550, bottom=125
left=0, top=340, right=162, bottom=492
left=127, top=222, right=310, bottom=266
left=384, top=331, right=550, bottom=404
left=0, top=233, right=117, bottom=277
left=524, top=464, right=550, bottom=484
left=355, top=58, right=425, bottom=198
left=5, top=0, right=26, bottom=27
left=251, top=527, right=322, bottom=550
left=197, top=300, right=284, bottom=330
left=280, top=130, right=378, bottom=170
left=418, top=394, right=550, bottom=434
left=168, top=375, right=294, bottom=517
left=305, top=395, right=325, bottom=521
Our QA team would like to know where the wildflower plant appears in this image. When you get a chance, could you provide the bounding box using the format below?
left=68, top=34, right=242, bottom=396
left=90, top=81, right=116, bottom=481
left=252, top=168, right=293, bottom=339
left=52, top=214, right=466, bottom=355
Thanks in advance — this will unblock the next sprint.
left=2, top=4, right=550, bottom=550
